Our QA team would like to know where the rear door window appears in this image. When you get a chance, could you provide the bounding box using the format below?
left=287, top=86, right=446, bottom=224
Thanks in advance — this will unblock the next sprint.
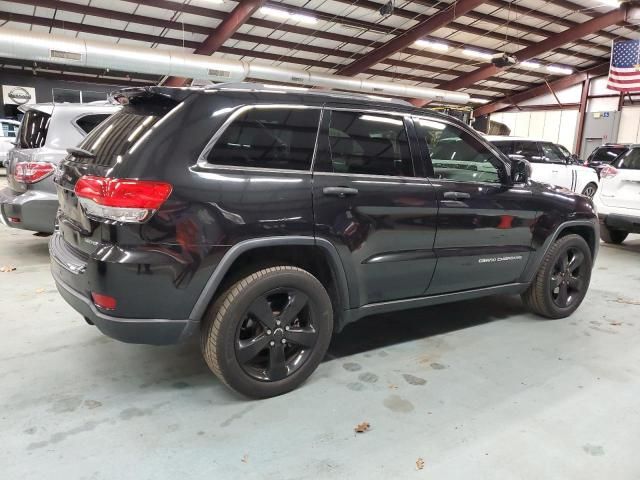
left=75, top=114, right=112, bottom=135
left=513, top=141, right=543, bottom=163
left=207, top=107, right=321, bottom=171
left=491, top=141, right=514, bottom=156
left=18, top=110, right=51, bottom=149
left=321, top=110, right=413, bottom=177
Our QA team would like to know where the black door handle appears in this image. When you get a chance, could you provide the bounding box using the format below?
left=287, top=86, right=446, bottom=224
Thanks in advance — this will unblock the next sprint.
left=443, top=191, right=470, bottom=200
left=323, top=186, right=359, bottom=197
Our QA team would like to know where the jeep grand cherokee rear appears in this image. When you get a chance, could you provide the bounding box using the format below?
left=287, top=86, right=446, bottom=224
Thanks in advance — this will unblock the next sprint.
left=51, top=85, right=598, bottom=398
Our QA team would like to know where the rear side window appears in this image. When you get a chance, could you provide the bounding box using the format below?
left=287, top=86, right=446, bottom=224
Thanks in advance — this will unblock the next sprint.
left=207, top=107, right=321, bottom=171
left=590, top=147, right=627, bottom=164
left=617, top=148, right=640, bottom=170
left=75, top=114, right=111, bottom=135
left=18, top=110, right=51, bottom=149
left=513, top=141, right=542, bottom=162
left=323, top=110, right=413, bottom=177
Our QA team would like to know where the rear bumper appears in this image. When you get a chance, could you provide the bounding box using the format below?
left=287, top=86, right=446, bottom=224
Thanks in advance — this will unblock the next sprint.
left=600, top=213, right=640, bottom=234
left=0, top=186, right=57, bottom=233
left=50, top=234, right=199, bottom=345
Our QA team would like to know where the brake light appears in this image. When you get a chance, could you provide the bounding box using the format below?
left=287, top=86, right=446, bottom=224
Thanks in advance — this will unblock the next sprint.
left=75, top=176, right=172, bottom=223
left=601, top=165, right=618, bottom=179
left=14, top=162, right=54, bottom=184
left=91, top=292, right=116, bottom=310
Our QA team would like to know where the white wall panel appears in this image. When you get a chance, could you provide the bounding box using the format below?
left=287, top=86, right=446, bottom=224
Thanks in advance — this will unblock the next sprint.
left=513, top=112, right=532, bottom=137
left=528, top=111, right=546, bottom=139
left=558, top=110, right=579, bottom=151
left=588, top=97, right=619, bottom=112
left=618, top=107, right=640, bottom=143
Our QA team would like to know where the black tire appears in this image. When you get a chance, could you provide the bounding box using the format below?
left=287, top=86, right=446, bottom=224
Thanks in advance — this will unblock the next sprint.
left=201, top=266, right=333, bottom=398
left=581, top=182, right=597, bottom=198
left=522, top=234, right=592, bottom=319
left=600, top=225, right=628, bottom=245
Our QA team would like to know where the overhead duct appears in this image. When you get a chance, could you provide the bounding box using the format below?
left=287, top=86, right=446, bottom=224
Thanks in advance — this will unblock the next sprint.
left=0, top=27, right=470, bottom=105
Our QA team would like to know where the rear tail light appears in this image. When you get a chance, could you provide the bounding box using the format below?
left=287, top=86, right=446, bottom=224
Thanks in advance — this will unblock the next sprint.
left=91, top=292, right=117, bottom=310
left=75, top=176, right=172, bottom=223
left=14, top=162, right=55, bottom=184
left=600, top=165, right=618, bottom=179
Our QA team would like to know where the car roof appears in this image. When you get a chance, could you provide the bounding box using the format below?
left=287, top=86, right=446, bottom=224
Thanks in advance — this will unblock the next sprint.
left=0, top=119, right=20, bottom=125
left=112, top=83, right=460, bottom=124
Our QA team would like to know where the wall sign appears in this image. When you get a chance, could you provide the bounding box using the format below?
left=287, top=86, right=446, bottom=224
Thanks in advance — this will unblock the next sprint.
left=2, top=85, right=36, bottom=106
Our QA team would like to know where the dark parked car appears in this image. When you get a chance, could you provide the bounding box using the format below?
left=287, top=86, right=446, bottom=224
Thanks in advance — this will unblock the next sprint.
left=586, top=143, right=632, bottom=178
left=50, top=84, right=599, bottom=398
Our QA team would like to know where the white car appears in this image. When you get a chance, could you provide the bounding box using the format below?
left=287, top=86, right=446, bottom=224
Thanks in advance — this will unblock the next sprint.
left=487, top=136, right=600, bottom=198
left=0, top=119, right=20, bottom=167
left=594, top=146, right=640, bottom=244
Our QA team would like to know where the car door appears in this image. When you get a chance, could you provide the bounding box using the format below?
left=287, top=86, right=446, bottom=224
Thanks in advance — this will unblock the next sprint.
left=539, top=142, right=573, bottom=190
left=312, top=106, right=438, bottom=307
left=413, top=116, right=539, bottom=295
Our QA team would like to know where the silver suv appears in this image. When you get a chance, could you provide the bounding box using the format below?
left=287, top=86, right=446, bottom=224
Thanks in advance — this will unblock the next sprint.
left=0, top=102, right=119, bottom=233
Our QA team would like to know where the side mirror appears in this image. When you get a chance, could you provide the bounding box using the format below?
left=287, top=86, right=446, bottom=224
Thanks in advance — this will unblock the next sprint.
left=511, top=158, right=532, bottom=184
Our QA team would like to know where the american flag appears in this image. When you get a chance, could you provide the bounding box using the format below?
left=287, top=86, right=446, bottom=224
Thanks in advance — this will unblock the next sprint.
left=608, top=40, right=640, bottom=92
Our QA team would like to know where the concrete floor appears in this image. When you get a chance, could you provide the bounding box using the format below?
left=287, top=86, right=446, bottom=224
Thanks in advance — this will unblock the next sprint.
left=1, top=174, right=640, bottom=479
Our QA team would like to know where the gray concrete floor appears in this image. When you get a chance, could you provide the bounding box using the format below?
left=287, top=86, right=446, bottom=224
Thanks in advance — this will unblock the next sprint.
left=1, top=174, right=640, bottom=479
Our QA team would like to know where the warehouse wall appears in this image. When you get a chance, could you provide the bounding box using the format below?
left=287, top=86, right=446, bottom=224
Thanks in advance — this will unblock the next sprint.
left=489, top=109, right=579, bottom=151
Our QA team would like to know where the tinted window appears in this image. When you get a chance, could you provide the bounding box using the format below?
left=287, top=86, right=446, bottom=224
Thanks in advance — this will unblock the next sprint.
left=1, top=122, right=18, bottom=138
left=492, top=141, right=513, bottom=156
left=416, top=118, right=501, bottom=183
left=18, top=110, right=51, bottom=149
left=320, top=111, right=413, bottom=177
left=513, top=141, right=542, bottom=162
left=75, top=114, right=111, bottom=134
left=557, top=145, right=571, bottom=159
left=208, top=107, right=320, bottom=171
left=617, top=148, right=640, bottom=170
left=540, top=143, right=566, bottom=163
left=72, top=101, right=175, bottom=167
left=590, top=147, right=627, bottom=164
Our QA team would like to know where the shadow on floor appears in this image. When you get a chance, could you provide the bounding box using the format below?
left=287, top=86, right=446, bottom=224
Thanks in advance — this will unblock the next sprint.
left=327, top=294, right=527, bottom=358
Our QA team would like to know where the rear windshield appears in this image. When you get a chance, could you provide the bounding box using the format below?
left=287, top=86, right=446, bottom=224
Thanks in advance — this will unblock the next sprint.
left=616, top=148, right=640, bottom=170
left=18, top=109, right=51, bottom=149
left=70, top=100, right=176, bottom=167
left=590, top=147, right=627, bottom=164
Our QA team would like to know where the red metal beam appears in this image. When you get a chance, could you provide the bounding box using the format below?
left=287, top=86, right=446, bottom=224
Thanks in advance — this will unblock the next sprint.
left=414, top=6, right=628, bottom=107
left=473, top=63, right=610, bottom=117
left=164, top=0, right=265, bottom=86
left=336, top=0, right=488, bottom=77
left=574, top=77, right=591, bottom=155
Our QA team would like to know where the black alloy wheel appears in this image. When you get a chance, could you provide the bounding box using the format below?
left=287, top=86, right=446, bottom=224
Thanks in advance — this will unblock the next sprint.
left=201, top=266, right=333, bottom=398
left=236, top=288, right=318, bottom=382
left=549, top=247, right=586, bottom=309
left=581, top=183, right=597, bottom=198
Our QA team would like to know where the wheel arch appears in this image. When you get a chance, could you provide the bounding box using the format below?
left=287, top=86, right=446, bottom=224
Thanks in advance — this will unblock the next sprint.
left=189, top=237, right=352, bottom=330
left=521, top=219, right=599, bottom=284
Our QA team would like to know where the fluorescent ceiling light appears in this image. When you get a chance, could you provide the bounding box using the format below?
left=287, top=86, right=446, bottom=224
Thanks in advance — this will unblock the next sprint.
left=259, top=6, right=317, bottom=24
left=546, top=65, right=573, bottom=75
left=521, top=61, right=541, bottom=69
left=414, top=39, right=449, bottom=52
left=469, top=98, right=489, bottom=104
left=601, top=0, right=620, bottom=6
left=463, top=49, right=493, bottom=60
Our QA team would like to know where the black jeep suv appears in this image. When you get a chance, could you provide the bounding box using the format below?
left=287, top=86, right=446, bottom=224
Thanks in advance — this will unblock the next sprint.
left=50, top=85, right=598, bottom=398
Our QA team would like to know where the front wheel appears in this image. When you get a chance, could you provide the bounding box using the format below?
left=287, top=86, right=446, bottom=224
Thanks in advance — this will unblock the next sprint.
left=600, top=225, right=628, bottom=244
left=201, top=266, right=333, bottom=398
left=522, top=234, right=592, bottom=319
left=581, top=182, right=598, bottom=198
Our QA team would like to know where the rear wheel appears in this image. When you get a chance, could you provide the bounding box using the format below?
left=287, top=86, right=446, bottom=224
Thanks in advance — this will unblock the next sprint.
left=201, top=266, right=333, bottom=398
left=522, top=234, right=592, bottom=319
left=581, top=182, right=597, bottom=198
left=600, top=225, right=628, bottom=244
